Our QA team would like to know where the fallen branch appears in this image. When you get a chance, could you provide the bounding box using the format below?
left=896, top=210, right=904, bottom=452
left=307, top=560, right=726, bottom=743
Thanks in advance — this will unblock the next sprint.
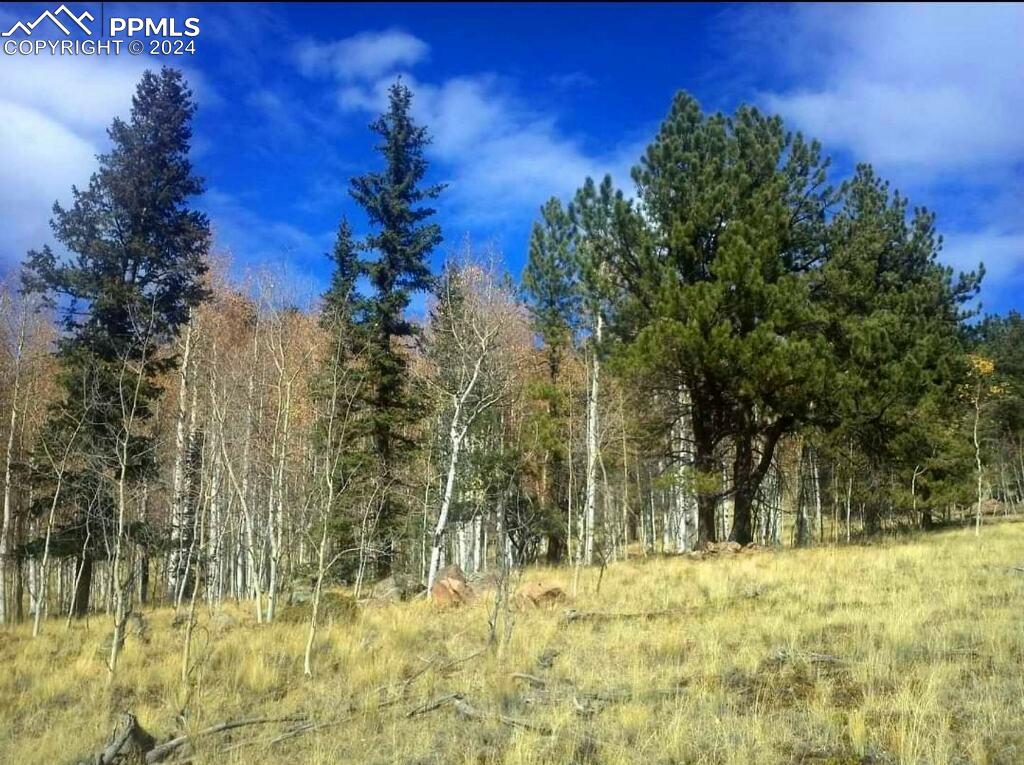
left=146, top=715, right=307, bottom=763
left=561, top=608, right=690, bottom=625
left=222, top=652, right=486, bottom=756
left=510, top=672, right=547, bottom=688
left=84, top=713, right=156, bottom=765
left=768, top=648, right=846, bottom=667
left=453, top=698, right=552, bottom=735
left=406, top=692, right=463, bottom=718
left=510, top=672, right=685, bottom=707
left=404, top=692, right=551, bottom=735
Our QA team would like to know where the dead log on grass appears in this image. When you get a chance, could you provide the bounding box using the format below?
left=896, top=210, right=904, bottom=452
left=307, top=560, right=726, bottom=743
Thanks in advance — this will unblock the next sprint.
left=145, top=715, right=307, bottom=762
left=79, top=712, right=156, bottom=765
left=75, top=712, right=309, bottom=764
left=406, top=692, right=552, bottom=735
left=561, top=607, right=691, bottom=625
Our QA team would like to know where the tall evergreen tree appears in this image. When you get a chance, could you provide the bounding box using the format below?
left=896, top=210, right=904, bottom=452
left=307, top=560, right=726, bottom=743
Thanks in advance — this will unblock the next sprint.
left=320, top=218, right=360, bottom=335
left=311, top=219, right=366, bottom=572
left=346, top=81, right=443, bottom=572
left=606, top=94, right=835, bottom=546
left=820, top=164, right=981, bottom=531
left=522, top=197, right=579, bottom=562
left=21, top=67, right=210, bottom=614
left=523, top=198, right=579, bottom=381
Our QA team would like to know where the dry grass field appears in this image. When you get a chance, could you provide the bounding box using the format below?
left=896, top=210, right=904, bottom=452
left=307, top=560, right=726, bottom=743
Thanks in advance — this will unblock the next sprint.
left=2, top=523, right=1023, bottom=764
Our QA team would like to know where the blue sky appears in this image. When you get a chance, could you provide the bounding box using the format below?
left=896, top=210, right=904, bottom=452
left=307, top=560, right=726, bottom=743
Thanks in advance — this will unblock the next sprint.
left=2, top=3, right=1022, bottom=313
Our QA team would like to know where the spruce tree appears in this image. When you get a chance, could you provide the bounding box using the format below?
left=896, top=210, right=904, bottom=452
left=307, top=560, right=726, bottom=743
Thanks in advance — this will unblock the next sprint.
left=311, top=219, right=367, bottom=572
left=22, top=67, right=210, bottom=614
left=346, top=81, right=443, bottom=572
left=320, top=218, right=360, bottom=335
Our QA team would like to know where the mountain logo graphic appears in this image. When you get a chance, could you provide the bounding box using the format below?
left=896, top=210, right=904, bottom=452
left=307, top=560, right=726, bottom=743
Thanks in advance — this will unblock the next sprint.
left=2, top=4, right=94, bottom=37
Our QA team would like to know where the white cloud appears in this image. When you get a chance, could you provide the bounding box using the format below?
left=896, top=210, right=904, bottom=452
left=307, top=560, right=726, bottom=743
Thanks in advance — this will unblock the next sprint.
left=744, top=4, right=1024, bottom=302
left=0, top=54, right=215, bottom=271
left=0, top=56, right=151, bottom=269
left=758, top=4, right=1024, bottom=174
left=2, top=55, right=147, bottom=140
left=295, top=29, right=429, bottom=82
left=413, top=76, right=632, bottom=225
left=0, top=101, right=96, bottom=265
left=297, top=33, right=639, bottom=229
left=943, top=230, right=1024, bottom=284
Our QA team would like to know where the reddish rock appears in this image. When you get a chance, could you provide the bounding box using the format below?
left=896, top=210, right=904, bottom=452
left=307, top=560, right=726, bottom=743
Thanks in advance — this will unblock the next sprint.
left=431, top=571, right=474, bottom=606
left=438, top=564, right=467, bottom=584
left=515, top=581, right=567, bottom=609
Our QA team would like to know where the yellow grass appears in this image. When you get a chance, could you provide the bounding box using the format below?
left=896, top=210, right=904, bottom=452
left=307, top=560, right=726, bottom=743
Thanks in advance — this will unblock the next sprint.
left=3, top=523, right=1024, bottom=764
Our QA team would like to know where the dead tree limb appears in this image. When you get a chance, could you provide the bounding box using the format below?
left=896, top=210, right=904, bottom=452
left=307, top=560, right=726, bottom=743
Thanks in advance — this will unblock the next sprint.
left=510, top=672, right=547, bottom=688
left=406, top=692, right=463, bottom=718
left=561, top=608, right=691, bottom=625
left=145, top=715, right=307, bottom=763
left=82, top=713, right=156, bottom=765
left=404, top=693, right=552, bottom=736
left=453, top=698, right=552, bottom=735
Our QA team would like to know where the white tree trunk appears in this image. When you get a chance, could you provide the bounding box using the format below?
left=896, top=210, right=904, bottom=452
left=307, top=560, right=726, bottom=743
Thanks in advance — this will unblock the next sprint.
left=427, top=409, right=465, bottom=594
left=974, top=388, right=984, bottom=536
left=583, top=314, right=602, bottom=565
left=0, top=315, right=25, bottom=625
left=168, top=318, right=194, bottom=601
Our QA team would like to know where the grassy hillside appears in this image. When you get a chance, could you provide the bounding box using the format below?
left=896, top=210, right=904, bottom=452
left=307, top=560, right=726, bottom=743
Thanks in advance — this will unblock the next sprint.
left=3, top=523, right=1023, bottom=764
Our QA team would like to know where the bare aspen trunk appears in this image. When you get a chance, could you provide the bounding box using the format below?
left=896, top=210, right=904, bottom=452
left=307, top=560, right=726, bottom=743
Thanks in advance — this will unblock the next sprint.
left=974, top=387, right=984, bottom=536
left=207, top=396, right=224, bottom=603
left=168, top=318, right=193, bottom=602
left=266, top=374, right=292, bottom=623
left=583, top=314, right=602, bottom=565
left=180, top=486, right=206, bottom=688
left=242, top=320, right=263, bottom=621
left=65, top=528, right=91, bottom=629
left=32, top=481, right=64, bottom=637
left=304, top=508, right=331, bottom=677
left=672, top=397, right=693, bottom=553
left=109, top=340, right=149, bottom=681
left=109, top=433, right=134, bottom=678
left=812, top=448, right=822, bottom=544
left=794, top=442, right=811, bottom=547
left=475, top=514, right=484, bottom=572
left=620, top=391, right=630, bottom=552
left=0, top=313, right=26, bottom=625
left=35, top=413, right=82, bottom=635
left=427, top=411, right=466, bottom=594
left=424, top=269, right=505, bottom=590
left=845, top=474, right=852, bottom=543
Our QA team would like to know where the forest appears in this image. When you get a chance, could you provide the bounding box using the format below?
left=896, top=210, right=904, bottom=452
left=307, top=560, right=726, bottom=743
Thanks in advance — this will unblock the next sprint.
left=1, top=65, right=1024, bottom=763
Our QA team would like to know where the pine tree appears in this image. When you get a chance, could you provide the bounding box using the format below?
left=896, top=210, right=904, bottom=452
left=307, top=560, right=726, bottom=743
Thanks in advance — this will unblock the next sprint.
left=607, top=93, right=835, bottom=546
left=347, top=81, right=443, bottom=573
left=523, top=198, right=578, bottom=381
left=22, top=67, right=210, bottom=616
left=522, top=197, right=579, bottom=562
left=821, top=164, right=981, bottom=532
left=571, top=176, right=622, bottom=563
